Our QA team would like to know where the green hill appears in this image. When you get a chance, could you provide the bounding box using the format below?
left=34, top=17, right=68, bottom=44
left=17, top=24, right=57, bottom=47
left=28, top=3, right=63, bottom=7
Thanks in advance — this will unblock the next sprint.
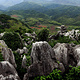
left=0, top=14, right=30, bottom=33
left=7, top=2, right=45, bottom=11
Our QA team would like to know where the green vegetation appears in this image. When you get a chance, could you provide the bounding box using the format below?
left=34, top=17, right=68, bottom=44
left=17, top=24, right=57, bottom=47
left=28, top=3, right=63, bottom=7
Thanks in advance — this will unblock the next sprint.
left=37, top=28, right=49, bottom=41
left=1, top=2, right=80, bottom=26
left=34, top=69, right=62, bottom=80
left=48, top=35, right=80, bottom=47
left=0, top=53, right=4, bottom=61
left=0, top=14, right=29, bottom=33
left=2, top=32, right=23, bottom=50
left=34, top=66, right=80, bottom=80
left=13, top=51, right=27, bottom=80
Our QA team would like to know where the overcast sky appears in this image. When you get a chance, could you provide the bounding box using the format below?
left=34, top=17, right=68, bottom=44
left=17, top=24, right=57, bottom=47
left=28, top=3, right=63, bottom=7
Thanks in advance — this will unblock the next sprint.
left=0, top=0, right=23, bottom=6
left=0, top=0, right=53, bottom=6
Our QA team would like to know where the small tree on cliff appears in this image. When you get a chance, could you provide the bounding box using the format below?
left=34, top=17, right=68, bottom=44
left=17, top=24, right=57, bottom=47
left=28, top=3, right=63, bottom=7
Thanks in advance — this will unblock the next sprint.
left=37, top=28, right=49, bottom=41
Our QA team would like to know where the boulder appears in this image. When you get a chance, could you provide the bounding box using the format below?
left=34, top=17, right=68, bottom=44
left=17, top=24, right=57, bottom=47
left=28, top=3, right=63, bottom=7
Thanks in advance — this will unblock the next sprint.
left=24, top=32, right=36, bottom=38
left=27, top=41, right=32, bottom=45
left=0, top=32, right=5, bottom=38
left=64, top=29, right=80, bottom=40
left=0, top=40, right=17, bottom=68
left=22, top=55, right=27, bottom=68
left=24, top=41, right=28, bottom=46
left=61, top=25, right=67, bottom=33
left=16, top=47, right=28, bottom=55
left=0, top=61, right=20, bottom=80
left=16, top=48, right=24, bottom=55
left=24, top=32, right=36, bottom=41
left=23, top=47, right=28, bottom=54
left=24, top=33, right=32, bottom=37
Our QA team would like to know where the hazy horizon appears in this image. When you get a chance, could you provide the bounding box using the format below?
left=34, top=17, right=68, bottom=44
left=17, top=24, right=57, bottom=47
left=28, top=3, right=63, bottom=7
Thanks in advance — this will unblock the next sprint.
left=0, top=0, right=23, bottom=7
left=0, top=0, right=80, bottom=7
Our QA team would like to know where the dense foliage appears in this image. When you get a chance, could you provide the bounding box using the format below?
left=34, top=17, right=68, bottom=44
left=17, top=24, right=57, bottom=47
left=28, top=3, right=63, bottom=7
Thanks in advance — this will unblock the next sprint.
left=0, top=53, right=4, bottom=61
left=13, top=52, right=27, bottom=80
left=0, top=14, right=29, bottom=33
left=34, top=66, right=80, bottom=80
left=2, top=32, right=23, bottom=50
left=37, top=28, right=49, bottom=41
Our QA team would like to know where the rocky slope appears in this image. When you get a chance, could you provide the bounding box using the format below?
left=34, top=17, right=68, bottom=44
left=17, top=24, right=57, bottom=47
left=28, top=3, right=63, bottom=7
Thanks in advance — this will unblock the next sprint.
left=0, top=25, right=80, bottom=80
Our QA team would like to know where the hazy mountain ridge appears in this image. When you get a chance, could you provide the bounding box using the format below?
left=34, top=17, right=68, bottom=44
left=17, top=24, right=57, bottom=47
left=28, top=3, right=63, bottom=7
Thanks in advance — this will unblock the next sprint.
left=24, top=0, right=80, bottom=6
left=7, top=2, right=44, bottom=11
left=0, top=0, right=80, bottom=8
left=0, top=5, right=7, bottom=10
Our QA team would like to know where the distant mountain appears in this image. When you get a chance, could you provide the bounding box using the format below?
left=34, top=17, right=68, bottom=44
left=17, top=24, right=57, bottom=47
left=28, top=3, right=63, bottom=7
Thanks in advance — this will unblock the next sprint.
left=23, top=0, right=80, bottom=6
left=0, top=0, right=80, bottom=8
left=0, top=5, right=6, bottom=10
left=7, top=2, right=47, bottom=11
left=44, top=6, right=80, bottom=18
left=50, top=0, right=80, bottom=6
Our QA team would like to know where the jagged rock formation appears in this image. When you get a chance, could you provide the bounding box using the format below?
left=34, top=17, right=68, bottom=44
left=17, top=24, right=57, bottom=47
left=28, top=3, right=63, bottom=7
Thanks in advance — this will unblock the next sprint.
left=22, top=55, right=27, bottom=68
left=23, top=41, right=65, bottom=80
left=53, top=43, right=76, bottom=70
left=48, top=25, right=67, bottom=40
left=64, top=29, right=80, bottom=41
left=73, top=45, right=80, bottom=67
left=16, top=47, right=28, bottom=55
left=24, top=32, right=37, bottom=42
left=24, top=32, right=36, bottom=39
left=0, top=61, right=20, bottom=80
left=48, top=25, right=80, bottom=41
left=0, top=40, right=17, bottom=68
left=0, top=32, right=5, bottom=38
left=61, top=25, right=67, bottom=33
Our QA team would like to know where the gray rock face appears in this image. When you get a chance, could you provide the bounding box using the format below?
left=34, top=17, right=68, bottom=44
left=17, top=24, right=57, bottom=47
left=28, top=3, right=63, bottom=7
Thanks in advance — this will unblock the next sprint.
left=0, top=61, right=20, bottom=80
left=24, top=32, right=36, bottom=41
left=0, top=32, right=5, bottom=38
left=22, top=55, right=27, bottom=68
left=53, top=43, right=68, bottom=68
left=23, top=73, right=28, bottom=80
left=25, top=41, right=65, bottom=79
left=0, top=40, right=17, bottom=68
left=61, top=25, right=67, bottom=33
left=31, top=41, right=56, bottom=69
left=16, top=47, right=28, bottom=55
left=24, top=32, right=36, bottom=38
left=73, top=45, right=80, bottom=67
left=53, top=43, right=76, bottom=69
left=24, top=33, right=32, bottom=37
left=64, top=29, right=80, bottom=41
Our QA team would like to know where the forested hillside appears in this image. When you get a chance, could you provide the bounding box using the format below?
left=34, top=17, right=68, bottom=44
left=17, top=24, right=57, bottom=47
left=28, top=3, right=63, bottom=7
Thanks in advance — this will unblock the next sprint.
left=0, top=14, right=30, bottom=33
left=0, top=2, right=79, bottom=26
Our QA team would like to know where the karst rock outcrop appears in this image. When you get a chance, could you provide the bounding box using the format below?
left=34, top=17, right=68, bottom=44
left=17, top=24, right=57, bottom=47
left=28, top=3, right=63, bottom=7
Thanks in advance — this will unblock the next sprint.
left=53, top=43, right=76, bottom=70
left=0, top=40, right=17, bottom=68
left=0, top=61, right=20, bottom=80
left=22, top=55, right=27, bottom=68
left=73, top=45, right=80, bottom=67
left=23, top=41, right=65, bottom=80
left=16, top=47, right=28, bottom=55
